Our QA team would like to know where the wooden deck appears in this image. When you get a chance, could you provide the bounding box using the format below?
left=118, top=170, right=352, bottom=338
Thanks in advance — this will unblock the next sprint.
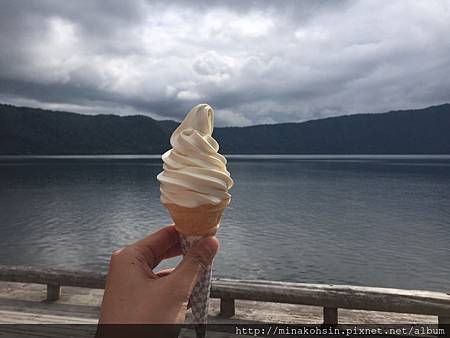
left=0, top=281, right=439, bottom=326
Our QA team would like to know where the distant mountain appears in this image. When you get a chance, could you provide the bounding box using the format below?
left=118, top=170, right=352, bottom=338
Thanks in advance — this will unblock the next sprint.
left=1, top=103, right=449, bottom=154
left=0, top=105, right=171, bottom=154
left=215, top=104, right=450, bottom=154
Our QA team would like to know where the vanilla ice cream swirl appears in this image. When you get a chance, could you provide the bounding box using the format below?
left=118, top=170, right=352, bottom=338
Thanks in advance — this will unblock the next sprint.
left=157, top=104, right=233, bottom=208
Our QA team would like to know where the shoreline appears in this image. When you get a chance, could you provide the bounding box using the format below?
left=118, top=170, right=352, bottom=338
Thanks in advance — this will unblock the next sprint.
left=1, top=154, right=450, bottom=160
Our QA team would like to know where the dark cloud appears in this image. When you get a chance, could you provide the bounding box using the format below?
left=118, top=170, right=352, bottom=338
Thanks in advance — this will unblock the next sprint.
left=0, top=0, right=449, bottom=126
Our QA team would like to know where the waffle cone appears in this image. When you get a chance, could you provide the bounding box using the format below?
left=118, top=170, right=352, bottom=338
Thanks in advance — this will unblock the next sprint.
left=164, top=200, right=229, bottom=236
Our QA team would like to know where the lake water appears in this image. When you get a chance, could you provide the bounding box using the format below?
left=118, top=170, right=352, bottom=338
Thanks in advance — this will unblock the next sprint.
left=0, top=155, right=449, bottom=292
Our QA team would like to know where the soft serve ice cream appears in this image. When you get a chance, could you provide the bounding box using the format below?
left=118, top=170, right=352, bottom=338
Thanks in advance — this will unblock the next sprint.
left=157, top=103, right=233, bottom=235
left=157, top=103, right=233, bottom=327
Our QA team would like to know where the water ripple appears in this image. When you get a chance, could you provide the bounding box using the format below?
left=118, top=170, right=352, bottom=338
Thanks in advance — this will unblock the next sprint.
left=0, top=157, right=449, bottom=291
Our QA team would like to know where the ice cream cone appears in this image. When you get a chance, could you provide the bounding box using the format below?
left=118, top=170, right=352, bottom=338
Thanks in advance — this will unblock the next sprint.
left=164, top=200, right=229, bottom=236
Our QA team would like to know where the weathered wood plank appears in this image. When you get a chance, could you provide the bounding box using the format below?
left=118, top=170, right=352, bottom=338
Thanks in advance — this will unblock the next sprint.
left=0, top=265, right=106, bottom=289
left=211, top=279, right=450, bottom=316
left=0, top=310, right=97, bottom=324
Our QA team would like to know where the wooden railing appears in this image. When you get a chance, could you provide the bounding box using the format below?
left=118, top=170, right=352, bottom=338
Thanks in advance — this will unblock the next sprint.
left=0, top=265, right=449, bottom=325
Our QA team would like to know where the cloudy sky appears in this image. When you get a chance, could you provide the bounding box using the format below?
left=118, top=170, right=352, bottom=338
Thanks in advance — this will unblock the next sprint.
left=0, top=0, right=449, bottom=126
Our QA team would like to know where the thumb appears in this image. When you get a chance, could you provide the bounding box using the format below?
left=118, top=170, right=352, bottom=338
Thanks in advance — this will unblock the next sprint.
left=171, top=236, right=219, bottom=294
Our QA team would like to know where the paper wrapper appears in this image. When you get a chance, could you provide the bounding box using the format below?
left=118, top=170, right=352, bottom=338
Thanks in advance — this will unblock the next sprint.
left=180, top=234, right=212, bottom=333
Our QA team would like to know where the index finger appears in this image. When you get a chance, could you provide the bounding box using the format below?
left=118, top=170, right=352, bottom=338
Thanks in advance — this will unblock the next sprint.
left=132, top=225, right=180, bottom=268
